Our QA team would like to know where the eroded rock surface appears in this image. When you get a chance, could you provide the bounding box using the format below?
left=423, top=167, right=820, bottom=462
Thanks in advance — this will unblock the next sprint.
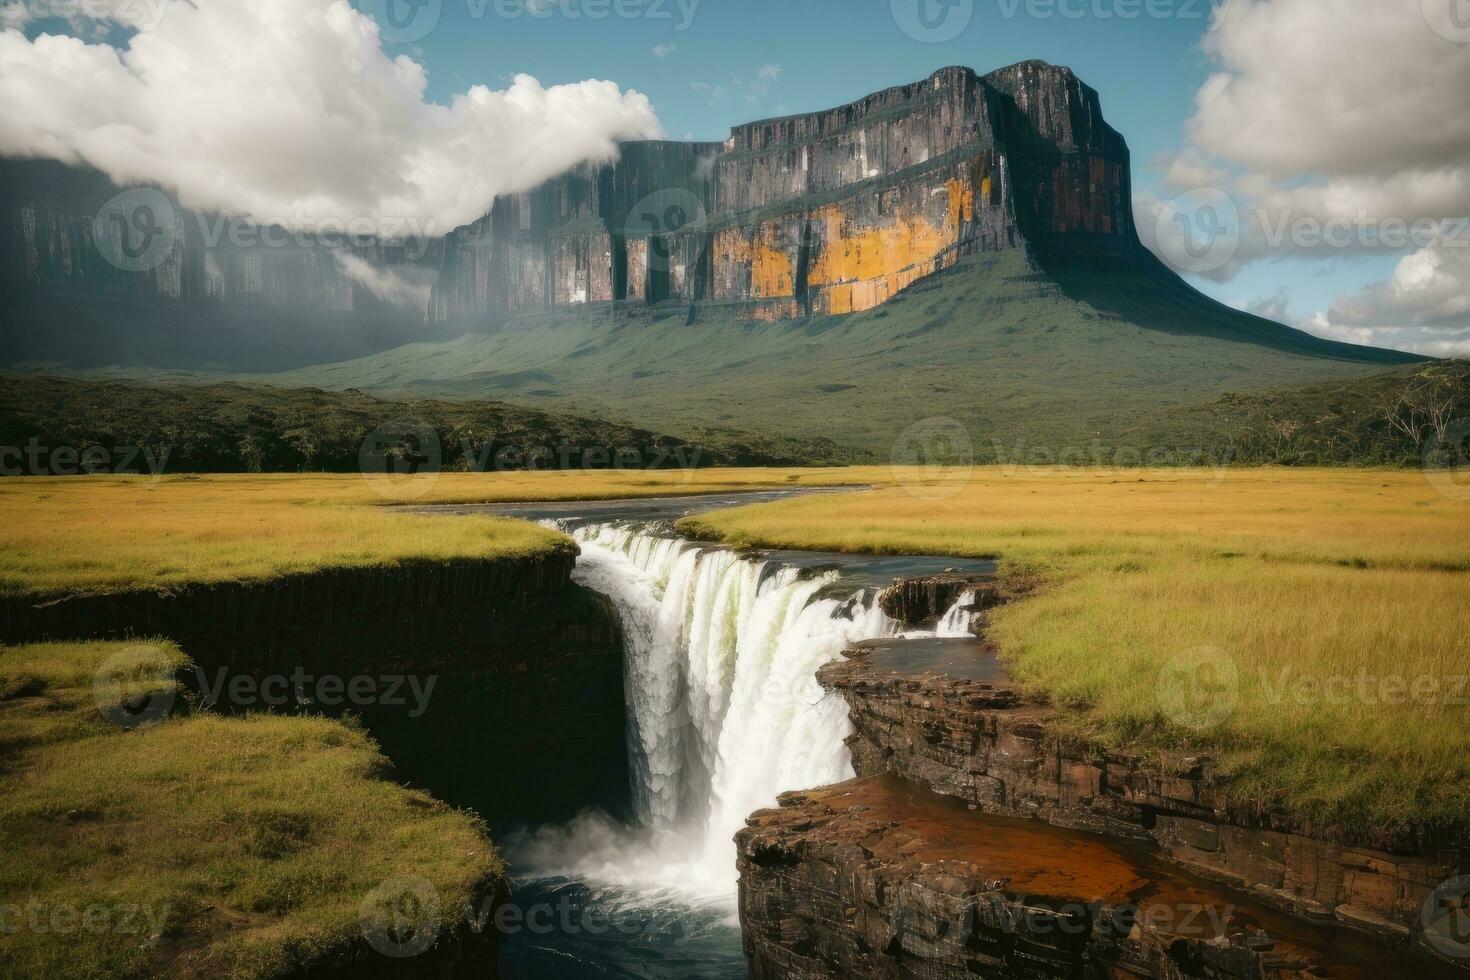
left=736, top=774, right=1462, bottom=979
left=876, top=573, right=999, bottom=628
left=427, top=62, right=1139, bottom=327
left=817, top=642, right=1467, bottom=955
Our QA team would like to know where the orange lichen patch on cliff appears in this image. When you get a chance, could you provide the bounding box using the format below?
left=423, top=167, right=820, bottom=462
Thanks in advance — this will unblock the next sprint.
left=822, top=264, right=940, bottom=316
left=720, top=160, right=992, bottom=316
left=713, top=226, right=798, bottom=300
left=747, top=298, right=805, bottom=322
left=807, top=195, right=959, bottom=315
left=714, top=227, right=755, bottom=266
left=753, top=241, right=795, bottom=297
left=945, top=177, right=976, bottom=230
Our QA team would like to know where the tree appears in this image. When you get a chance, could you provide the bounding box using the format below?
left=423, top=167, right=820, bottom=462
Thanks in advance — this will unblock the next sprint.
left=1384, top=364, right=1469, bottom=464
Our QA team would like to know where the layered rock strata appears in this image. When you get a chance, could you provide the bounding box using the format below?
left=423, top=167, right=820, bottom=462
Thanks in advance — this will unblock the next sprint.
left=876, top=572, right=999, bottom=627
left=817, top=644, right=1468, bottom=959
left=429, top=62, right=1136, bottom=327
left=736, top=774, right=1465, bottom=980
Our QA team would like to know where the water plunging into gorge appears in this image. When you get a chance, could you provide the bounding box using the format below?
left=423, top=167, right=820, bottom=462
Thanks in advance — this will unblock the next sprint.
left=543, top=523, right=897, bottom=895
left=443, top=493, right=991, bottom=977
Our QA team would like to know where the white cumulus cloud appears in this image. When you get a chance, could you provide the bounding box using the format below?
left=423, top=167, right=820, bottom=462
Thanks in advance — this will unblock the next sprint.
left=1141, top=0, right=1470, bottom=351
left=0, top=0, right=663, bottom=234
left=1190, top=0, right=1470, bottom=179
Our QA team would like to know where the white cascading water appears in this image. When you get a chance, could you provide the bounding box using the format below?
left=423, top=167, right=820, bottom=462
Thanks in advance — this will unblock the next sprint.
left=936, top=588, right=977, bottom=637
left=511, top=522, right=904, bottom=904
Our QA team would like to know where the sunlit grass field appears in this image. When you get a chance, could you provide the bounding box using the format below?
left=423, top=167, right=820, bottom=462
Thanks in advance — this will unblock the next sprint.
left=679, top=466, right=1470, bottom=836
left=0, top=469, right=860, bottom=598
left=0, top=640, right=499, bottom=978
left=5, top=466, right=1468, bottom=835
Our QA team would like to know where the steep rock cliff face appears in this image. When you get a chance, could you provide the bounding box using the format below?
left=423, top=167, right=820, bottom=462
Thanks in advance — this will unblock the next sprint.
left=429, top=140, right=720, bottom=323
left=0, top=61, right=1168, bottom=368
left=0, top=161, right=442, bottom=312
left=0, top=159, right=457, bottom=370
left=429, top=62, right=1135, bottom=327
left=733, top=775, right=1464, bottom=980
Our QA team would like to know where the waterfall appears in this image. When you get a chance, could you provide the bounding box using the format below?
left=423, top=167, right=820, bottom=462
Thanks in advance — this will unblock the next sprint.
left=936, top=589, right=977, bottom=637
left=523, top=522, right=902, bottom=900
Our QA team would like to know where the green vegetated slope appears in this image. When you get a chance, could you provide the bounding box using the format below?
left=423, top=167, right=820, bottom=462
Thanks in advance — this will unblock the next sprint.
left=0, top=374, right=858, bottom=472
left=0, top=639, right=499, bottom=979
left=267, top=250, right=1424, bottom=459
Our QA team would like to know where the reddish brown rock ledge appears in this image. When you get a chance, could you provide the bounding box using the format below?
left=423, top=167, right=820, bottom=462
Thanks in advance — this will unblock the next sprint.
left=736, top=775, right=1470, bottom=979
left=815, top=640, right=1469, bottom=964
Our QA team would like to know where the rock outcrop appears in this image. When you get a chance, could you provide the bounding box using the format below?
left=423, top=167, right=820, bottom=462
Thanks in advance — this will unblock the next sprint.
left=429, top=62, right=1139, bottom=327
left=817, top=643, right=1468, bottom=959
left=735, top=774, right=1464, bottom=980
left=2, top=60, right=1145, bottom=369
left=875, top=572, right=999, bottom=627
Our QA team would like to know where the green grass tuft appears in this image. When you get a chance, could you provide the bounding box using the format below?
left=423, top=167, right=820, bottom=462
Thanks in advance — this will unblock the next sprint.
left=0, top=639, right=500, bottom=979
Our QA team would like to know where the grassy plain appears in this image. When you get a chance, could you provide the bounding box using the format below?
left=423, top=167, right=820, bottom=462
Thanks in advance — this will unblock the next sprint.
left=6, top=466, right=1468, bottom=836
left=0, top=640, right=498, bottom=978
left=0, top=469, right=860, bottom=598
left=680, top=467, right=1470, bottom=836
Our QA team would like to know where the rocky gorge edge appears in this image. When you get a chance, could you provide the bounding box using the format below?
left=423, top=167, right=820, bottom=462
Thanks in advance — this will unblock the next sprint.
left=732, top=571, right=1470, bottom=977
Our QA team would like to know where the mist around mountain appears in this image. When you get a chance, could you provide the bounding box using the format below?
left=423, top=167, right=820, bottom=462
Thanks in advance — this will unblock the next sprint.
left=0, top=62, right=1438, bottom=466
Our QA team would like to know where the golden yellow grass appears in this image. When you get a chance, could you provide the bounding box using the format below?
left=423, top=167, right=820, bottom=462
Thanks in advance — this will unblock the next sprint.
left=680, top=467, right=1470, bottom=833
left=0, top=469, right=860, bottom=598
left=0, top=640, right=499, bottom=979
left=6, top=466, right=1468, bottom=832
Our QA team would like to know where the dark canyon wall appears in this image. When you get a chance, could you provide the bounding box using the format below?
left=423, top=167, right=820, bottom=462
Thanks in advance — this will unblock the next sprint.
left=0, top=550, right=629, bottom=829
